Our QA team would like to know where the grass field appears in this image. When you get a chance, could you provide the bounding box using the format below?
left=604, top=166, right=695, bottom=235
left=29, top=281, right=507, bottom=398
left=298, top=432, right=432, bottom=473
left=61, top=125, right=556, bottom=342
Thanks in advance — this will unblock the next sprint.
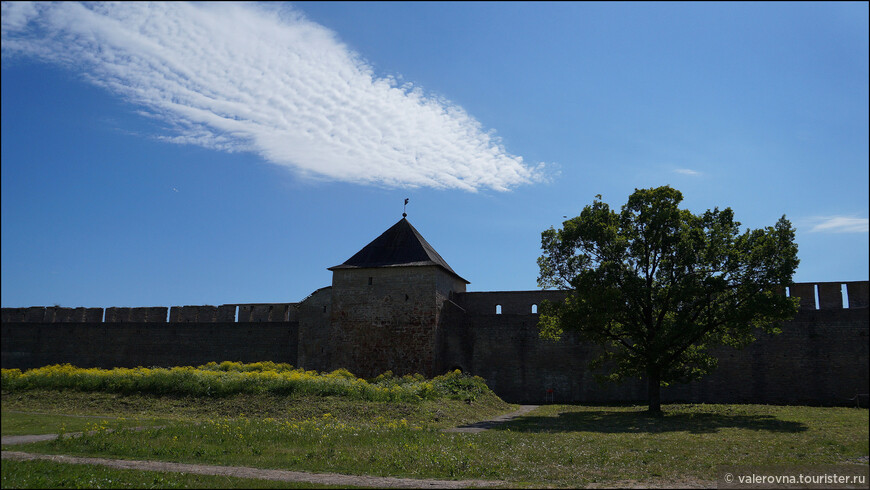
left=2, top=364, right=868, bottom=488
left=0, top=459, right=358, bottom=489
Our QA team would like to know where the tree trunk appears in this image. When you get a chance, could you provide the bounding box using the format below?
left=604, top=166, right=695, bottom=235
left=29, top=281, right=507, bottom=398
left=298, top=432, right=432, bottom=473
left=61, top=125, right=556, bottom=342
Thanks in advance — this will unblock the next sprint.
left=647, top=367, right=662, bottom=415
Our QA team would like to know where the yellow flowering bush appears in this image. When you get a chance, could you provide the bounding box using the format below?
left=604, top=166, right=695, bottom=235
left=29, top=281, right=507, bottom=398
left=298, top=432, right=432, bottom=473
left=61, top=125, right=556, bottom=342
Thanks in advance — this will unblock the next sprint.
left=1, top=363, right=492, bottom=403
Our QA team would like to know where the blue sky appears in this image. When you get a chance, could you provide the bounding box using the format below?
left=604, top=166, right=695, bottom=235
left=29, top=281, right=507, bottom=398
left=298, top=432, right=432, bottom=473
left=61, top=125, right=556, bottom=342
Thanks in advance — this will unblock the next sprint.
left=2, top=1, right=868, bottom=308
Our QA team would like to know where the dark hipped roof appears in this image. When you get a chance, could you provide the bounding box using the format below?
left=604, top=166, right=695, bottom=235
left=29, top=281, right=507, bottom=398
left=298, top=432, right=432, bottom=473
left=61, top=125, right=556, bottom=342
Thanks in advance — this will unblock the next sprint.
left=329, top=218, right=469, bottom=284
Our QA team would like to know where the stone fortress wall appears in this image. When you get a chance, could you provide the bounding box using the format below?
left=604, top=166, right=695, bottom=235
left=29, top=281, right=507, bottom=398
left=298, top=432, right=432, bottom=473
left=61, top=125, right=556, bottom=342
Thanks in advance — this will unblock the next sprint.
left=439, top=281, right=868, bottom=404
left=1, top=303, right=300, bottom=370
left=2, top=280, right=868, bottom=405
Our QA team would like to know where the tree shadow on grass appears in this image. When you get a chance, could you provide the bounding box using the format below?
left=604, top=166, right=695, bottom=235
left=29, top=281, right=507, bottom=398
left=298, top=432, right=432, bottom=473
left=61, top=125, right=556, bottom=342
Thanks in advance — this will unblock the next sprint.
left=492, top=410, right=808, bottom=434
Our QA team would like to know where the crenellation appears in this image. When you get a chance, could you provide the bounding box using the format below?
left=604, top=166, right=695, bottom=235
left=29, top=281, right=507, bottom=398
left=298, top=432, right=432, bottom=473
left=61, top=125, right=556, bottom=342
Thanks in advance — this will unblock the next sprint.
left=149, top=307, right=168, bottom=322
left=133, top=307, right=168, bottom=322
left=789, top=283, right=817, bottom=310
left=237, top=305, right=252, bottom=322
left=42, top=307, right=58, bottom=323
left=193, top=306, right=218, bottom=322
left=1, top=308, right=26, bottom=322
left=84, top=308, right=104, bottom=323
left=105, top=307, right=132, bottom=322
left=24, top=307, right=45, bottom=322
left=170, top=305, right=215, bottom=322
left=216, top=305, right=236, bottom=322
left=53, top=307, right=91, bottom=323
left=817, top=282, right=844, bottom=310
left=51, top=307, right=72, bottom=323
left=128, top=308, right=147, bottom=322
left=847, top=281, right=869, bottom=308
left=268, top=304, right=289, bottom=322
left=250, top=305, right=271, bottom=322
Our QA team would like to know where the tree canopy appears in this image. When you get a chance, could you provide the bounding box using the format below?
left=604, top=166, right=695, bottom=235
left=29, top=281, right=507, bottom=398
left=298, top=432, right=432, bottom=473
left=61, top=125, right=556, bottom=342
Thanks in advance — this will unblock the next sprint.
left=537, top=186, right=800, bottom=413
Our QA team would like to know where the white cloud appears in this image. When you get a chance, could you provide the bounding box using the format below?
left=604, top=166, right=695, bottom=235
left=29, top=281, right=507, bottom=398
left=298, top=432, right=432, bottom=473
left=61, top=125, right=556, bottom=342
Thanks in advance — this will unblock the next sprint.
left=806, top=216, right=869, bottom=234
left=1, top=2, right=544, bottom=192
left=673, top=168, right=701, bottom=176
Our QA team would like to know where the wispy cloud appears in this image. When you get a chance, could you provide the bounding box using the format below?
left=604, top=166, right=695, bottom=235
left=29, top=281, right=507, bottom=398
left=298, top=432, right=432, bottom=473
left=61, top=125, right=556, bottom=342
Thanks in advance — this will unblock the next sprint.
left=806, top=216, right=869, bottom=233
left=673, top=168, right=701, bottom=176
left=1, top=2, right=544, bottom=192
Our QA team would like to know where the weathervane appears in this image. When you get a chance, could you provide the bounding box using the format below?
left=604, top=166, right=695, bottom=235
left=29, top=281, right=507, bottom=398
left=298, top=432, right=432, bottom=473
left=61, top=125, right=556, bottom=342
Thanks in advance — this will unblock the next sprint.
left=403, top=198, right=409, bottom=218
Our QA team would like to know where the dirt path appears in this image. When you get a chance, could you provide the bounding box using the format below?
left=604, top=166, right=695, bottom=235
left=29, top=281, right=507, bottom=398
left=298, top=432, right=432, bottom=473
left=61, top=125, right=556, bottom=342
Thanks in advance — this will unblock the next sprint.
left=1, top=406, right=541, bottom=488
left=442, top=404, right=539, bottom=433
left=2, top=425, right=161, bottom=446
left=1, top=433, right=60, bottom=445
left=1, top=451, right=503, bottom=488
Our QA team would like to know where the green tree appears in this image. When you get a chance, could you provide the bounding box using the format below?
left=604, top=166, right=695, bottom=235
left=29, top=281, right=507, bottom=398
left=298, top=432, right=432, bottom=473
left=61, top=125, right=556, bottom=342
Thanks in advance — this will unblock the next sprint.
left=537, top=186, right=800, bottom=414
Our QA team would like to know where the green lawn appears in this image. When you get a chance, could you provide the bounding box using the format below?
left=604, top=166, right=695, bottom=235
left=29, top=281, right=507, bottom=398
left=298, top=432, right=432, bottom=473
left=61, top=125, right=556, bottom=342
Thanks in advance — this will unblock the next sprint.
left=3, top=390, right=867, bottom=488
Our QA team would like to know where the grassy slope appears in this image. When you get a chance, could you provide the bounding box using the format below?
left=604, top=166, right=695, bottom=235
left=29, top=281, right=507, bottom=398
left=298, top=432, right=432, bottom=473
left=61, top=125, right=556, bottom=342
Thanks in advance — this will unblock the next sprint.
left=2, top=389, right=514, bottom=430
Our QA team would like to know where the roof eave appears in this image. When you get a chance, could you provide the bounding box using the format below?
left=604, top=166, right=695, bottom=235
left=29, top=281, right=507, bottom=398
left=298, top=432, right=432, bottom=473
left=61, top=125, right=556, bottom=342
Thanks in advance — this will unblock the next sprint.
left=328, top=262, right=470, bottom=284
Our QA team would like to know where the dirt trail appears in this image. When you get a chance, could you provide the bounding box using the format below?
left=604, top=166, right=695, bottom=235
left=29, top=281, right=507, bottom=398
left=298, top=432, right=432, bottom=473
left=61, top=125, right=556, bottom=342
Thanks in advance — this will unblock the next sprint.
left=2, top=425, right=161, bottom=446
left=442, top=404, right=539, bottom=433
left=1, top=451, right=503, bottom=488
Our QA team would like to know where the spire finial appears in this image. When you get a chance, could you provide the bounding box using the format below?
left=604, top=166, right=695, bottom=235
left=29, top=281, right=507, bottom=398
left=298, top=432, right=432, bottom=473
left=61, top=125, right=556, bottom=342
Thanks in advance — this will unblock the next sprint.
left=403, top=198, right=409, bottom=218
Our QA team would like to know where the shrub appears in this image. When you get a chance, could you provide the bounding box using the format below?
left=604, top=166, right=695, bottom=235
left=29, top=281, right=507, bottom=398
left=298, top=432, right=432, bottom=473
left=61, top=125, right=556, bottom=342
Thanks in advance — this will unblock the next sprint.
left=0, top=363, right=495, bottom=404
left=431, top=370, right=488, bottom=402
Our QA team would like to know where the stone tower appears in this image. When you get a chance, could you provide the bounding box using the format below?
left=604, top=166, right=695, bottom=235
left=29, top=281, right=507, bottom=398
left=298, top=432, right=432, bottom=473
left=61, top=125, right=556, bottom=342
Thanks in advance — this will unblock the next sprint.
left=326, top=217, right=468, bottom=378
